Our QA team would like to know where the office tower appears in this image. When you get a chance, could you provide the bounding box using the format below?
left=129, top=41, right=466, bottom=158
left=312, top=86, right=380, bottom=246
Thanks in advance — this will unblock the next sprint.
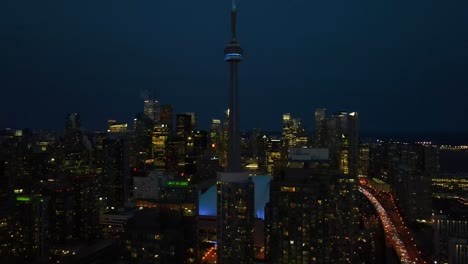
left=222, top=109, right=230, bottom=168
left=160, top=104, right=174, bottom=133
left=211, top=118, right=228, bottom=168
left=173, top=114, right=201, bottom=178
left=46, top=183, right=76, bottom=258
left=281, top=113, right=307, bottom=160
left=165, top=135, right=186, bottom=176
left=11, top=195, right=50, bottom=262
left=61, top=116, right=101, bottom=241
left=216, top=1, right=255, bottom=263
left=266, top=136, right=282, bottom=175
left=313, top=108, right=327, bottom=147
left=176, top=113, right=194, bottom=138
left=368, top=141, right=436, bottom=223
left=393, top=143, right=435, bottom=223
left=184, top=112, right=197, bottom=130
left=210, top=119, right=223, bottom=155
left=192, top=131, right=210, bottom=179
left=348, top=112, right=359, bottom=178
left=152, top=124, right=171, bottom=170
left=192, top=130, right=208, bottom=158
left=66, top=113, right=80, bottom=132
left=326, top=111, right=359, bottom=178
left=144, top=99, right=160, bottom=123
left=101, top=134, right=131, bottom=210
left=256, top=134, right=268, bottom=174
left=131, top=113, right=153, bottom=169
left=210, top=119, right=222, bottom=143
left=359, top=141, right=370, bottom=177
left=154, top=100, right=161, bottom=124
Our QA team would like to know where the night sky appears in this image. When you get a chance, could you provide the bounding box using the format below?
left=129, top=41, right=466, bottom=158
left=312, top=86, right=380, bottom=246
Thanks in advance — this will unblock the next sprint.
left=1, top=0, right=468, bottom=133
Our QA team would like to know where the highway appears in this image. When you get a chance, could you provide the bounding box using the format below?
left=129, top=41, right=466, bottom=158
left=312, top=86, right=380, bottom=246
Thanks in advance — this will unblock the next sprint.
left=359, top=184, right=427, bottom=264
left=201, top=245, right=217, bottom=263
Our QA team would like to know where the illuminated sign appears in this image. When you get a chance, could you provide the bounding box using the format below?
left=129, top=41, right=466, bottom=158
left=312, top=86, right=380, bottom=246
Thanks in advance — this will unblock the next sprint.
left=16, top=196, right=31, bottom=202
left=167, top=181, right=189, bottom=187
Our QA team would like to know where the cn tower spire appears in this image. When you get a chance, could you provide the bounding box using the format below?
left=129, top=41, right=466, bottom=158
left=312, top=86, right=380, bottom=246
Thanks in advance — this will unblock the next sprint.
left=231, top=0, right=238, bottom=41
left=224, top=0, right=243, bottom=172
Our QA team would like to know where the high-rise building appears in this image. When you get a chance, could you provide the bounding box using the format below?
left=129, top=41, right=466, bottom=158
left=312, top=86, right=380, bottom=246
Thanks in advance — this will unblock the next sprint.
left=152, top=124, right=171, bottom=170
left=266, top=148, right=360, bottom=263
left=144, top=99, right=160, bottom=123
left=176, top=113, right=194, bottom=138
left=281, top=113, right=307, bottom=160
left=10, top=195, right=50, bottom=262
left=449, top=238, right=468, bottom=264
left=323, top=111, right=359, bottom=178
left=216, top=1, right=255, bottom=263
left=101, top=134, right=131, bottom=210
left=266, top=151, right=333, bottom=264
left=434, top=212, right=468, bottom=263
left=313, top=108, right=327, bottom=148
left=184, top=112, right=197, bottom=130
left=393, top=143, right=435, bottom=223
left=210, top=119, right=224, bottom=159
left=165, top=136, right=186, bottom=176
left=127, top=177, right=199, bottom=263
left=125, top=207, right=198, bottom=264
left=154, top=100, right=161, bottom=124
left=217, top=173, right=255, bottom=264
left=66, top=113, right=80, bottom=132
left=131, top=113, right=153, bottom=169
left=160, top=104, right=174, bottom=133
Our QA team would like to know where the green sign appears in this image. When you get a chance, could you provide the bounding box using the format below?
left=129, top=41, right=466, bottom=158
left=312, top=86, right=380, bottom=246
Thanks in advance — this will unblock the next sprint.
left=16, top=196, right=31, bottom=202
left=167, top=181, right=189, bottom=186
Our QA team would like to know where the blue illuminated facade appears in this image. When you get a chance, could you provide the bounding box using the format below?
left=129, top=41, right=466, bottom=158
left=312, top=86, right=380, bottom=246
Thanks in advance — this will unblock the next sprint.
left=199, top=175, right=272, bottom=219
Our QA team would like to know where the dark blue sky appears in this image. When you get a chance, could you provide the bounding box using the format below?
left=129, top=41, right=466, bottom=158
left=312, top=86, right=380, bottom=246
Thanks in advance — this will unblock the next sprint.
left=1, top=0, right=467, bottom=133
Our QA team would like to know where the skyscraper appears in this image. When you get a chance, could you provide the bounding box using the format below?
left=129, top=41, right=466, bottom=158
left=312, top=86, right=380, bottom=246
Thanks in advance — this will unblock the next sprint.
left=144, top=99, right=160, bottom=123
left=160, top=104, right=174, bottom=133
left=266, top=149, right=361, bottom=263
left=65, top=113, right=80, bottom=132
left=323, top=111, right=359, bottom=178
left=313, top=108, right=327, bottom=148
left=282, top=113, right=307, bottom=160
left=217, top=1, right=254, bottom=263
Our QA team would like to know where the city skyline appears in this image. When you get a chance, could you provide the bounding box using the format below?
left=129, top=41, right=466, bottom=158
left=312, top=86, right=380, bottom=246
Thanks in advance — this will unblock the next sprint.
left=2, top=1, right=468, bottom=263
left=1, top=0, right=468, bottom=133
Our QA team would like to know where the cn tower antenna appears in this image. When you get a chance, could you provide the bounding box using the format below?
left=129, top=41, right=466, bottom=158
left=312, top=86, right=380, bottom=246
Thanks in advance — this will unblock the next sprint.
left=230, top=0, right=238, bottom=41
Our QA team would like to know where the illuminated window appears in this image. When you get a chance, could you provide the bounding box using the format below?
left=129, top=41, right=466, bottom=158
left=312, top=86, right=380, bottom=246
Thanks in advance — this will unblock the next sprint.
left=281, top=187, right=296, bottom=192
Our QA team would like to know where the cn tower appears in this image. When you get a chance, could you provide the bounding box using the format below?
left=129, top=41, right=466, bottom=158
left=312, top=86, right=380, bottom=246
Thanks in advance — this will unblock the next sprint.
left=224, top=0, right=243, bottom=173
left=217, top=1, right=254, bottom=263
